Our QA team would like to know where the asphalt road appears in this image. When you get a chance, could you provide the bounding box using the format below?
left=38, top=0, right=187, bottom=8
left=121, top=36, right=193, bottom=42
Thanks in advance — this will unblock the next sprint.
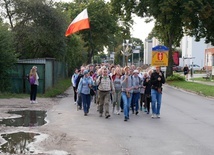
left=47, top=85, right=214, bottom=155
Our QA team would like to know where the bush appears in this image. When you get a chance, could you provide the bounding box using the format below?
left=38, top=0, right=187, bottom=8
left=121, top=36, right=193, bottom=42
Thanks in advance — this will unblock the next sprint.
left=166, top=74, right=185, bottom=81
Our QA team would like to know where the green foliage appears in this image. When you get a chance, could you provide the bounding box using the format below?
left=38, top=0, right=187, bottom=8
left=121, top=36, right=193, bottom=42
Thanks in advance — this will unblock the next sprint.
left=66, top=35, right=87, bottom=74
left=40, top=78, right=71, bottom=97
left=166, top=74, right=185, bottom=81
left=11, top=0, right=68, bottom=61
left=83, top=0, right=121, bottom=63
left=182, top=0, right=214, bottom=45
left=0, top=22, right=17, bottom=92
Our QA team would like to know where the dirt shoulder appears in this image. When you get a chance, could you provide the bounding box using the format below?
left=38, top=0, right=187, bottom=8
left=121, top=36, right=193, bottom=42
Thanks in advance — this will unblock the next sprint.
left=0, top=96, right=76, bottom=155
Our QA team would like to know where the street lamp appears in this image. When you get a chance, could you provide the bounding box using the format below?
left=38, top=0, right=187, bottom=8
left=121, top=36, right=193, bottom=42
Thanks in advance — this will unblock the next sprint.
left=121, top=40, right=132, bottom=66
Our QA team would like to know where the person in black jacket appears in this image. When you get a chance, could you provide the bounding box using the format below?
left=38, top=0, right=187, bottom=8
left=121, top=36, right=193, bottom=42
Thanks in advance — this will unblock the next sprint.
left=143, top=72, right=152, bottom=114
left=150, top=66, right=165, bottom=118
left=76, top=67, right=85, bottom=110
left=183, top=64, right=189, bottom=80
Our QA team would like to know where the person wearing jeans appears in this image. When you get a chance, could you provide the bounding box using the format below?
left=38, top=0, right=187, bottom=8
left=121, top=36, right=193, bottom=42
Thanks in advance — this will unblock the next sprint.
left=131, top=70, right=141, bottom=115
left=121, top=92, right=132, bottom=120
left=150, top=66, right=165, bottom=118
left=121, top=66, right=133, bottom=121
left=151, top=88, right=162, bottom=115
left=77, top=70, right=93, bottom=116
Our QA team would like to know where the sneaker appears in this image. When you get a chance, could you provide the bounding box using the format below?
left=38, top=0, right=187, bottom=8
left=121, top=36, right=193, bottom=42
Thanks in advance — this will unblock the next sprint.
left=157, top=114, right=160, bottom=118
left=105, top=114, right=111, bottom=119
left=144, top=108, right=147, bottom=112
left=140, top=107, right=143, bottom=111
left=84, top=113, right=87, bottom=116
left=117, top=111, right=120, bottom=115
left=30, top=101, right=33, bottom=104
left=135, top=111, right=139, bottom=115
left=78, top=106, right=82, bottom=110
left=124, top=117, right=128, bottom=121
left=151, top=114, right=156, bottom=118
left=74, top=102, right=77, bottom=105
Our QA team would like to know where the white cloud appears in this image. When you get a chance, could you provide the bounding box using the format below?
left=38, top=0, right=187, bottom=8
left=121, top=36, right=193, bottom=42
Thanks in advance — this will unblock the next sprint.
left=131, top=16, right=154, bottom=42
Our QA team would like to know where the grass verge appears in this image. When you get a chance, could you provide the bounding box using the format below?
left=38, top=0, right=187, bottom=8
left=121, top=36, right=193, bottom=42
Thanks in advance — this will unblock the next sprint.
left=167, top=81, right=214, bottom=97
left=40, top=78, right=71, bottom=98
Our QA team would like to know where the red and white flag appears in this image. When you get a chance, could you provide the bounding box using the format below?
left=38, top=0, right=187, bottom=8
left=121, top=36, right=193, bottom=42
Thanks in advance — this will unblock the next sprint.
left=65, top=9, right=90, bottom=37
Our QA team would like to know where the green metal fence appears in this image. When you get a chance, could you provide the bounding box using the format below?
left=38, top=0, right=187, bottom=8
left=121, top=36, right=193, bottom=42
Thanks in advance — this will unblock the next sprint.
left=10, top=58, right=67, bottom=94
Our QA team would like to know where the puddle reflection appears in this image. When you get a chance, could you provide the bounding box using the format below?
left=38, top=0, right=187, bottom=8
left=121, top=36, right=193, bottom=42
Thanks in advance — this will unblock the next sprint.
left=0, top=110, right=47, bottom=127
left=0, top=132, right=40, bottom=154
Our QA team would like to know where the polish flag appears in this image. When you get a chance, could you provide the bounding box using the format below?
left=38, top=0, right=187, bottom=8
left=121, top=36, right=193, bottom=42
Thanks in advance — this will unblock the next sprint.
left=65, top=9, right=90, bottom=37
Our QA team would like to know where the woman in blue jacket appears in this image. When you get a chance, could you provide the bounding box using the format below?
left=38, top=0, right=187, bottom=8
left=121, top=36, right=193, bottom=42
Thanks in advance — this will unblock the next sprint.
left=77, top=70, right=94, bottom=116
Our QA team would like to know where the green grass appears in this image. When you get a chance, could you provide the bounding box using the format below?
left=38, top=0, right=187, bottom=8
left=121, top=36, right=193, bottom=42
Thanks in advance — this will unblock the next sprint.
left=0, top=78, right=71, bottom=99
left=40, top=78, right=71, bottom=98
left=167, top=81, right=214, bottom=97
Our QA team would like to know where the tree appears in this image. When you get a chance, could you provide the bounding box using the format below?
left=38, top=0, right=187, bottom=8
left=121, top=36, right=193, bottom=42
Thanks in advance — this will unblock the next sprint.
left=182, top=0, right=214, bottom=45
left=64, top=0, right=125, bottom=64
left=0, top=21, right=17, bottom=92
left=112, top=0, right=184, bottom=76
left=136, top=0, right=184, bottom=77
left=65, top=34, right=88, bottom=75
left=12, top=0, right=68, bottom=61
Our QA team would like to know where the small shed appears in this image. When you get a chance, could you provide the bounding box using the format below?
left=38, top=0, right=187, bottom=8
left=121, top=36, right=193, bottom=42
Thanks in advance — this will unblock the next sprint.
left=205, top=48, right=214, bottom=71
left=11, top=58, right=67, bottom=94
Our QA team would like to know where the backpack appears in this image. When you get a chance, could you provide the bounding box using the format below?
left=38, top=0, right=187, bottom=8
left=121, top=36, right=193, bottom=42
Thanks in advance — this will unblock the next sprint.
left=97, top=75, right=112, bottom=87
left=29, top=75, right=36, bottom=85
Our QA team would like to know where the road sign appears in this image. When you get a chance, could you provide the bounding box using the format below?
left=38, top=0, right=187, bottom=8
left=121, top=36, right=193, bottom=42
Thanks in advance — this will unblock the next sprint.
left=151, top=45, right=169, bottom=66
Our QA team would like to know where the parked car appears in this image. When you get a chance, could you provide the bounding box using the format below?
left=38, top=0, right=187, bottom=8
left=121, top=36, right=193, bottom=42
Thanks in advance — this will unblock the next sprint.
left=173, top=65, right=183, bottom=72
left=189, top=64, right=202, bottom=71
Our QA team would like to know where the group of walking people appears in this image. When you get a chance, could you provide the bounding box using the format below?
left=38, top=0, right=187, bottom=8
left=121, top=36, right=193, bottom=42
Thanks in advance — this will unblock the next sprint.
left=71, top=63, right=165, bottom=121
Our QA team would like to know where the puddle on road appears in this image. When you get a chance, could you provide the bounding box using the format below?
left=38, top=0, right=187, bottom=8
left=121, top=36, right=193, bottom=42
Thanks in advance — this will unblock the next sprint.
left=0, top=110, right=47, bottom=127
left=0, top=132, right=40, bottom=154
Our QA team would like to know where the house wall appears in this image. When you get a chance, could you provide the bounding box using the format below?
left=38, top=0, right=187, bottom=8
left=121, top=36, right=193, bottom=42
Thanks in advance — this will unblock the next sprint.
left=145, top=36, right=208, bottom=68
left=144, top=39, right=153, bottom=65
left=205, top=47, right=214, bottom=70
left=181, top=36, right=207, bottom=67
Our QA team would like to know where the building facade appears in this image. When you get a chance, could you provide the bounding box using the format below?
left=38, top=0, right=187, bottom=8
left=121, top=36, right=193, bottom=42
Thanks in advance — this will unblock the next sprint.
left=205, top=44, right=214, bottom=71
left=144, top=35, right=208, bottom=68
left=143, top=39, right=153, bottom=65
left=181, top=35, right=207, bottom=68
